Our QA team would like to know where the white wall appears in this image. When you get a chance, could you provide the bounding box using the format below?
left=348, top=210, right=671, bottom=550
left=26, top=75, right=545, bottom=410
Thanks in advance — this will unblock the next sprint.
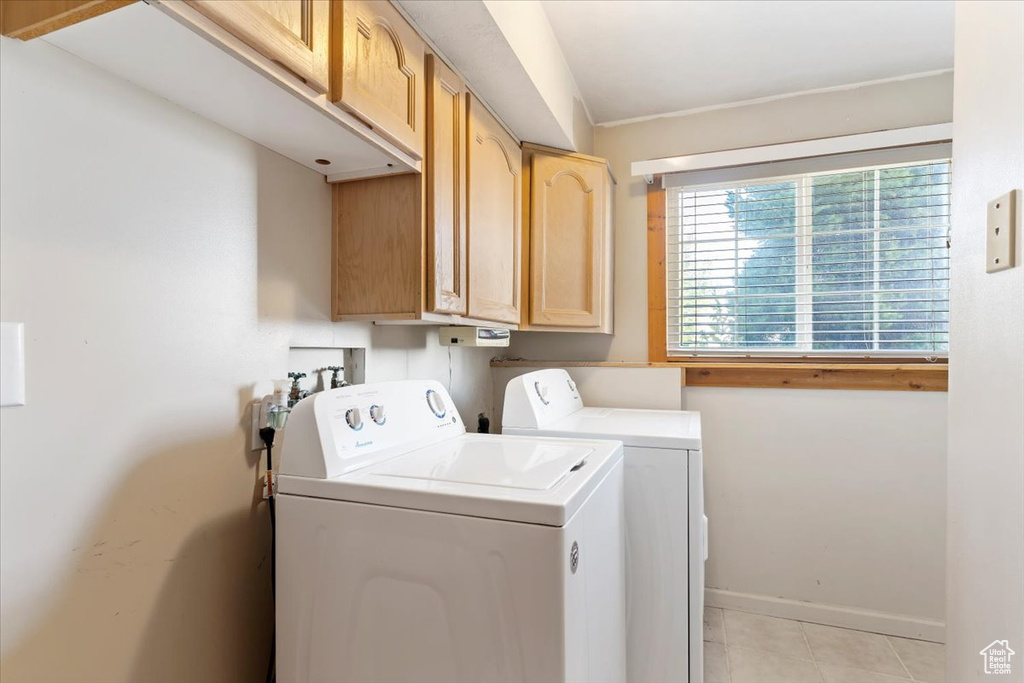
left=504, top=73, right=953, bottom=639
left=0, top=37, right=494, bottom=681
left=482, top=0, right=593, bottom=153
left=685, top=387, right=946, bottom=636
left=947, top=1, right=1024, bottom=680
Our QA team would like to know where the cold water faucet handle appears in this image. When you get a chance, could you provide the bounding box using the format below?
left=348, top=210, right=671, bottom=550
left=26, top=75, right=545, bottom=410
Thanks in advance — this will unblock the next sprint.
left=287, top=372, right=307, bottom=407
left=327, top=366, right=345, bottom=389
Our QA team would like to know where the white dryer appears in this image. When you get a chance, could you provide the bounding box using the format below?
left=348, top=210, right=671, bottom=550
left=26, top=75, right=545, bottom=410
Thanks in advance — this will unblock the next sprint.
left=275, top=379, right=627, bottom=683
left=502, top=369, right=706, bottom=683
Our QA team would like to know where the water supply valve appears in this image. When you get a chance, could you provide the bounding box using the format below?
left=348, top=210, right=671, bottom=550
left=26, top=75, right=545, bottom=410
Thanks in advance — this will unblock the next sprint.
left=287, top=372, right=307, bottom=408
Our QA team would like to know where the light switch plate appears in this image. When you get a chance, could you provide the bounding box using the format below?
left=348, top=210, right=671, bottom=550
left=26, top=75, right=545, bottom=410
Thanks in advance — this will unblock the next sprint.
left=0, top=323, right=26, bottom=407
left=987, top=190, right=1017, bottom=273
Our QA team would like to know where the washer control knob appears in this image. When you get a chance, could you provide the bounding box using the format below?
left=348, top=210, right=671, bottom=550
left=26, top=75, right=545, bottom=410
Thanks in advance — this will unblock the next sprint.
left=426, top=389, right=447, bottom=418
left=345, top=407, right=363, bottom=431
left=369, top=404, right=386, bottom=425
left=534, top=381, right=550, bottom=405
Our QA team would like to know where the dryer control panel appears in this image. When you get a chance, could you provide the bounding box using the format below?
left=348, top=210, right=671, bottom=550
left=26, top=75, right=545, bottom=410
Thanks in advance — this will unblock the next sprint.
left=502, top=369, right=584, bottom=430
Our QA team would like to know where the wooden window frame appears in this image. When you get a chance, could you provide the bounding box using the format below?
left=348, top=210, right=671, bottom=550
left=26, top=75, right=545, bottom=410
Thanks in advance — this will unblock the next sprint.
left=647, top=181, right=948, bottom=391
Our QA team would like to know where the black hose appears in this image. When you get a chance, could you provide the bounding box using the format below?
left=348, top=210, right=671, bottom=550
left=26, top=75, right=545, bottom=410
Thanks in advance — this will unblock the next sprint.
left=265, top=441, right=276, bottom=594
left=260, top=428, right=278, bottom=683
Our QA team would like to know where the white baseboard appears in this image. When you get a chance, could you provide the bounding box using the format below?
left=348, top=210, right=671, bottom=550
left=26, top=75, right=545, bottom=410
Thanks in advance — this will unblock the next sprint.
left=705, top=588, right=945, bottom=643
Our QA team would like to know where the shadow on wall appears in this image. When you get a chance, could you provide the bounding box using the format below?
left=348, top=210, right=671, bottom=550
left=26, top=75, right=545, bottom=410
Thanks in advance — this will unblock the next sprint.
left=255, top=146, right=333, bottom=325
left=0, top=146, right=332, bottom=682
left=507, top=330, right=615, bottom=363
left=370, top=324, right=430, bottom=351
left=0, top=428, right=273, bottom=683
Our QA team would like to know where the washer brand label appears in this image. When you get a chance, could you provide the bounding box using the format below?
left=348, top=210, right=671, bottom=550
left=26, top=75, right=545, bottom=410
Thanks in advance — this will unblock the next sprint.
left=355, top=440, right=373, bottom=448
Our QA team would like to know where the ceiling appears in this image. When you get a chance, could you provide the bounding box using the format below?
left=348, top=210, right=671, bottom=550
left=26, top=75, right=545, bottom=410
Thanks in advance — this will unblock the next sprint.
left=541, top=0, right=954, bottom=125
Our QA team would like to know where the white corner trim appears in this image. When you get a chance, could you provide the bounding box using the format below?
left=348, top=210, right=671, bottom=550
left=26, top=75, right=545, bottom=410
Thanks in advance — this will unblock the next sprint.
left=705, top=587, right=946, bottom=643
left=599, top=68, right=954, bottom=128
left=630, top=123, right=953, bottom=179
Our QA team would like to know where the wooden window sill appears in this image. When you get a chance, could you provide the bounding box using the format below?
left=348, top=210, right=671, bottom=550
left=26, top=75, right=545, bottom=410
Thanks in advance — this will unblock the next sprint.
left=491, top=360, right=681, bottom=369
left=680, top=362, right=946, bottom=391
left=489, top=359, right=948, bottom=392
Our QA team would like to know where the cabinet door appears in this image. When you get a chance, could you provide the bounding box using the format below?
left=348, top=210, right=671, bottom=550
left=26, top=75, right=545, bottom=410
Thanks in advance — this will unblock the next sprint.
left=529, top=153, right=607, bottom=327
left=333, top=0, right=425, bottom=159
left=425, top=55, right=467, bottom=315
left=467, top=96, right=521, bottom=325
left=187, top=1, right=329, bottom=93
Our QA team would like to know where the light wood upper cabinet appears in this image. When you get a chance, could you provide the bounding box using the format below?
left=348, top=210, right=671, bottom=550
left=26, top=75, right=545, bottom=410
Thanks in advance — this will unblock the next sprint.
left=333, top=174, right=422, bottom=320
left=1, top=1, right=135, bottom=39
left=467, top=95, right=522, bottom=326
left=425, top=54, right=467, bottom=316
left=331, top=59, right=516, bottom=329
left=522, top=144, right=614, bottom=333
left=186, top=0, right=330, bottom=93
left=332, top=0, right=425, bottom=159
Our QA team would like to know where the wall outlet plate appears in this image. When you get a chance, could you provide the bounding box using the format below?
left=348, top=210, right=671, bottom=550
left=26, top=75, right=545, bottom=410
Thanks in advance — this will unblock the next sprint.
left=0, top=323, right=26, bottom=407
left=251, top=397, right=272, bottom=451
left=987, top=190, right=1017, bottom=273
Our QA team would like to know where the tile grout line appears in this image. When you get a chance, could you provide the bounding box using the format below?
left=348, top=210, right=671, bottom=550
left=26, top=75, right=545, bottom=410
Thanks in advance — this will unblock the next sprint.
left=721, top=609, right=733, bottom=683
left=718, top=609, right=930, bottom=683
left=885, top=635, right=918, bottom=682
left=797, top=620, right=826, bottom=683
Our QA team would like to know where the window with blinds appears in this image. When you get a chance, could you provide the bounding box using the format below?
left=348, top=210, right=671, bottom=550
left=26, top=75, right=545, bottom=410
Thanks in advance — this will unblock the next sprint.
left=666, top=157, right=951, bottom=357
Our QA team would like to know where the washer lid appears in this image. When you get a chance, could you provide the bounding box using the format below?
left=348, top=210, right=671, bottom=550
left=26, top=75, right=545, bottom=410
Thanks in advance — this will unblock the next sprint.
left=277, top=434, right=623, bottom=527
left=376, top=439, right=592, bottom=490
left=512, top=407, right=703, bottom=450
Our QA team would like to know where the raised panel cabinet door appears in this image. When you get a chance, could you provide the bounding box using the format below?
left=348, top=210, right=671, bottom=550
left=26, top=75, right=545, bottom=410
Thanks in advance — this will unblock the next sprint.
left=333, top=0, right=425, bottom=159
left=467, top=96, right=521, bottom=325
left=425, top=55, right=467, bottom=315
left=186, top=0, right=329, bottom=93
left=530, top=154, right=606, bottom=327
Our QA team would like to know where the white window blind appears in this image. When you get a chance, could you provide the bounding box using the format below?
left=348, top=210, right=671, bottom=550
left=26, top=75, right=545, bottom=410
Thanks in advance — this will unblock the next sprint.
left=666, top=155, right=951, bottom=358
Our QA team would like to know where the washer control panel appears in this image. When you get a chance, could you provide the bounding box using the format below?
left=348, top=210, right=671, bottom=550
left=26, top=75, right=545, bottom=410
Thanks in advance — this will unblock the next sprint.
left=277, top=380, right=465, bottom=479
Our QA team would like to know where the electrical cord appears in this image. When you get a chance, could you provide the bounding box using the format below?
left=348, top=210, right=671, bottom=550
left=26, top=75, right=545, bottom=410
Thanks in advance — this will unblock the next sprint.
left=259, top=426, right=278, bottom=683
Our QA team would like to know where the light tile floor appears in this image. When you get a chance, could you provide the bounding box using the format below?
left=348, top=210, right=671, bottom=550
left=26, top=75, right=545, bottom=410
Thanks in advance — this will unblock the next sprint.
left=704, top=607, right=945, bottom=683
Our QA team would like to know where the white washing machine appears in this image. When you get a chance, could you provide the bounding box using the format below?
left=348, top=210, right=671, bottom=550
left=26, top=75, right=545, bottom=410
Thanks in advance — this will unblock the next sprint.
left=275, top=379, right=627, bottom=683
left=502, top=369, right=706, bottom=683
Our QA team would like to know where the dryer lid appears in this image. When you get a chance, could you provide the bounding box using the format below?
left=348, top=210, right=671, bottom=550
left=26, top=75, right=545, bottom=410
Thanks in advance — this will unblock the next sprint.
left=510, top=407, right=702, bottom=450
